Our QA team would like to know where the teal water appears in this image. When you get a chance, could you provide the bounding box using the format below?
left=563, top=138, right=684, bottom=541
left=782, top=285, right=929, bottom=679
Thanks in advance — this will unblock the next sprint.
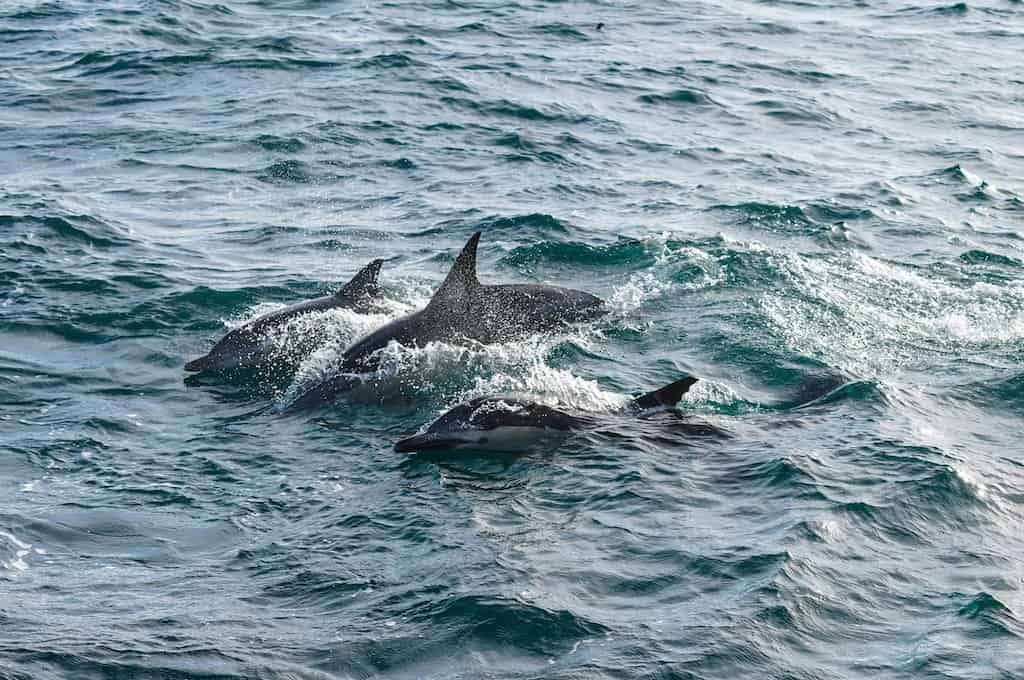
left=2, top=1, right=1024, bottom=678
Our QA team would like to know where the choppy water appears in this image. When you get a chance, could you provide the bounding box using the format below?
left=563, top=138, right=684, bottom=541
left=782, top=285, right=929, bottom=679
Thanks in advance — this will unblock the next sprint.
left=3, top=1, right=1023, bottom=678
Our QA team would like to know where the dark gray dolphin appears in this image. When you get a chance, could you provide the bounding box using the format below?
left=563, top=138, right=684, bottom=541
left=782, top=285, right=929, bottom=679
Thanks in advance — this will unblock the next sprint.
left=185, top=259, right=384, bottom=373
left=284, top=232, right=606, bottom=409
left=394, top=376, right=700, bottom=453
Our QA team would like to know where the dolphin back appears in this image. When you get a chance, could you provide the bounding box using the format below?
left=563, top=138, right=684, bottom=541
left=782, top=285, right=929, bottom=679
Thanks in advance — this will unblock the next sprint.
left=337, top=258, right=384, bottom=301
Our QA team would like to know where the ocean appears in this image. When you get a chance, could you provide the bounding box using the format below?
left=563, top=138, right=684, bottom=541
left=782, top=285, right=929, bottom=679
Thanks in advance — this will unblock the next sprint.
left=2, top=1, right=1023, bottom=678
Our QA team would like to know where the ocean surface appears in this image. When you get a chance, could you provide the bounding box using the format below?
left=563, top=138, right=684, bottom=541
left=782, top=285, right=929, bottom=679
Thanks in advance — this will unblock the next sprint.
left=2, top=1, right=1023, bottom=678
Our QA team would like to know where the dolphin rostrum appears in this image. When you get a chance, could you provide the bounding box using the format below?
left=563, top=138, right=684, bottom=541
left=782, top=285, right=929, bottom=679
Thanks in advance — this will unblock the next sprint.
left=283, top=232, right=606, bottom=409
left=393, top=376, right=701, bottom=453
left=185, top=259, right=384, bottom=373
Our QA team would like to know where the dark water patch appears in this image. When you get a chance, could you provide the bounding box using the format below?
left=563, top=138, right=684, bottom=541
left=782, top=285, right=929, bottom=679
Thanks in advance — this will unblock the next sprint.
left=1, top=240, right=47, bottom=257
left=753, top=99, right=838, bottom=125
left=956, top=183, right=1001, bottom=204
left=257, top=160, right=315, bottom=184
left=449, top=21, right=507, bottom=37
left=251, top=134, right=305, bottom=153
left=440, top=96, right=591, bottom=124
left=746, top=62, right=839, bottom=83
left=789, top=380, right=885, bottom=410
left=494, top=132, right=536, bottom=150
left=427, top=75, right=474, bottom=93
left=381, top=157, right=417, bottom=170
left=219, top=57, right=340, bottom=71
left=804, top=202, right=877, bottom=223
left=406, top=595, right=608, bottom=656
left=434, top=212, right=572, bottom=240
left=258, top=568, right=371, bottom=611
left=960, top=372, right=1024, bottom=414
left=19, top=436, right=109, bottom=470
left=956, top=592, right=1024, bottom=638
left=717, top=456, right=826, bottom=502
left=888, top=3, right=970, bottom=18
left=219, top=224, right=301, bottom=247
left=900, top=465, right=991, bottom=513
left=303, top=238, right=358, bottom=252
left=501, top=150, right=573, bottom=166
left=884, top=99, right=955, bottom=114
left=533, top=22, right=590, bottom=40
left=687, top=549, right=790, bottom=583
left=0, top=214, right=129, bottom=250
left=357, top=52, right=423, bottom=69
left=2, top=3, right=79, bottom=21
left=0, top=28, right=48, bottom=43
left=830, top=455, right=992, bottom=544
left=136, top=19, right=206, bottom=48
left=740, top=21, right=800, bottom=35
left=710, top=202, right=816, bottom=233
left=305, top=120, right=364, bottom=146
left=934, top=164, right=976, bottom=185
left=8, top=648, right=260, bottom=680
left=242, top=36, right=304, bottom=54
left=833, top=500, right=925, bottom=545
left=118, top=158, right=243, bottom=175
left=502, top=238, right=655, bottom=270
left=959, top=249, right=1021, bottom=267
left=160, top=285, right=292, bottom=322
left=637, top=89, right=717, bottom=106
left=57, top=50, right=215, bottom=78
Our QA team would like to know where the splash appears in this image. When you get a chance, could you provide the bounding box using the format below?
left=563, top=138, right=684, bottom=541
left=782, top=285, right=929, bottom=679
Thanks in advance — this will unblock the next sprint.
left=278, top=272, right=677, bottom=410
left=607, top=271, right=671, bottom=315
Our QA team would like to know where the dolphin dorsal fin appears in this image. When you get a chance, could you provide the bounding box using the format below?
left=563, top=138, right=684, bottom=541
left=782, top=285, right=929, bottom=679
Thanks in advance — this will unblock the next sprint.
left=425, top=232, right=482, bottom=315
left=337, top=259, right=384, bottom=299
left=629, top=376, right=698, bottom=411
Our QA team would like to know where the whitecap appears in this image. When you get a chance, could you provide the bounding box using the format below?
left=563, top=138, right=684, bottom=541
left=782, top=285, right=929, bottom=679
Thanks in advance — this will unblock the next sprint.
left=1, top=530, right=35, bottom=576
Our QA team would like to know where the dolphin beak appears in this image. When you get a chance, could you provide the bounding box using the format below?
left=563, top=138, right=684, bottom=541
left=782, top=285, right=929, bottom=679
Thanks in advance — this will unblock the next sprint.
left=394, top=433, right=466, bottom=453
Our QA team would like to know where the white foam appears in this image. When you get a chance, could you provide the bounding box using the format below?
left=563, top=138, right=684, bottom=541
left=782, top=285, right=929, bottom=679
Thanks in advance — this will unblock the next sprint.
left=2, top=283, right=25, bottom=307
left=608, top=271, right=671, bottom=314
left=682, top=379, right=743, bottom=409
left=952, top=463, right=989, bottom=502
left=1, top=530, right=34, bottom=575
left=604, top=235, right=723, bottom=327
left=761, top=247, right=1024, bottom=379
left=366, top=330, right=623, bottom=413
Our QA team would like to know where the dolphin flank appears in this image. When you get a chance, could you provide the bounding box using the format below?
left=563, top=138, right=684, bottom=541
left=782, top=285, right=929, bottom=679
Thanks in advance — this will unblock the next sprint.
left=393, top=376, right=700, bottom=453
left=285, top=231, right=607, bottom=409
left=185, top=259, right=384, bottom=373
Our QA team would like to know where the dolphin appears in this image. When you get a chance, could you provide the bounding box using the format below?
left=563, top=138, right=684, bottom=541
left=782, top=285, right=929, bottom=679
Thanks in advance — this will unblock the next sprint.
left=283, top=232, right=606, bottom=409
left=393, top=376, right=702, bottom=453
left=185, top=259, right=384, bottom=373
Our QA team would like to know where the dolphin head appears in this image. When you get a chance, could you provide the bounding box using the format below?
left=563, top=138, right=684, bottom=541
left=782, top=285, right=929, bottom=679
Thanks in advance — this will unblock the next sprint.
left=393, top=400, right=491, bottom=452
left=184, top=327, right=268, bottom=372
left=394, top=397, right=583, bottom=453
